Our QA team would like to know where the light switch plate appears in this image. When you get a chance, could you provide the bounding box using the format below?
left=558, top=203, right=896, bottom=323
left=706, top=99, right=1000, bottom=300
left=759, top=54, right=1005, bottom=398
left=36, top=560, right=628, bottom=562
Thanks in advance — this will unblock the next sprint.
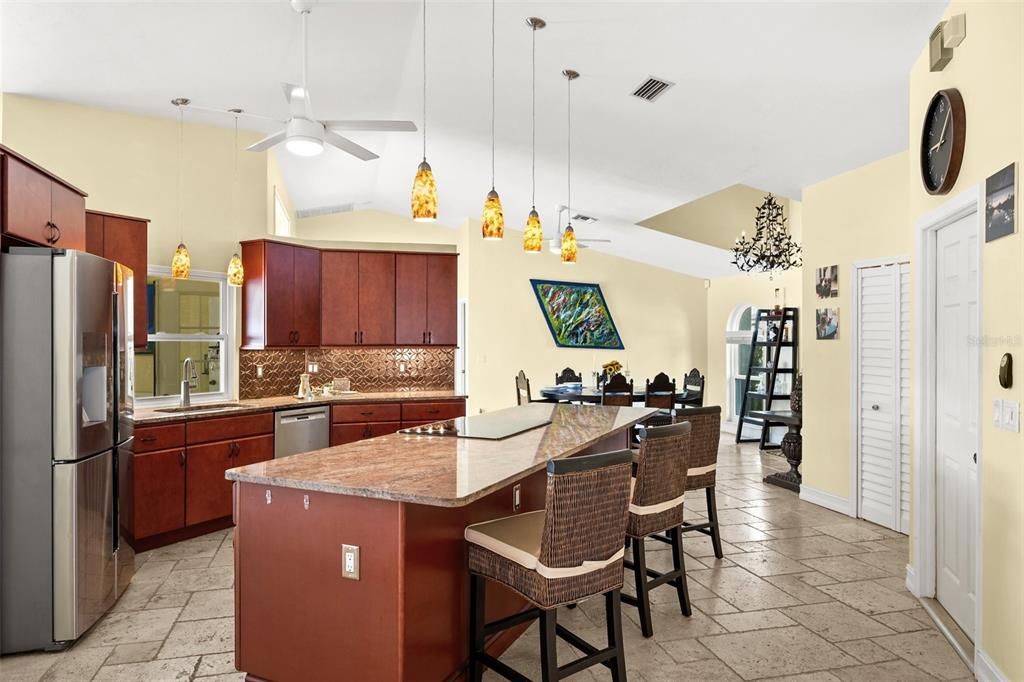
left=342, top=544, right=360, bottom=580
left=993, top=399, right=1003, bottom=427
left=1002, top=400, right=1020, bottom=432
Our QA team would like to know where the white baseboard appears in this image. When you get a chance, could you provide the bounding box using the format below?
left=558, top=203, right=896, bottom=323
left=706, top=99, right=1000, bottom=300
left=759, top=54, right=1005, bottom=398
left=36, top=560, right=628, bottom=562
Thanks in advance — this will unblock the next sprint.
left=975, top=648, right=1009, bottom=682
left=799, top=485, right=855, bottom=517
left=905, top=564, right=920, bottom=597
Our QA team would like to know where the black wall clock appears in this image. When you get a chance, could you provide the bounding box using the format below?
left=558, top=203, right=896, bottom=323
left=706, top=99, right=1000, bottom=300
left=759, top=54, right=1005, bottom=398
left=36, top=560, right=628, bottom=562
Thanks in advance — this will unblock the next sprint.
left=920, top=88, right=966, bottom=195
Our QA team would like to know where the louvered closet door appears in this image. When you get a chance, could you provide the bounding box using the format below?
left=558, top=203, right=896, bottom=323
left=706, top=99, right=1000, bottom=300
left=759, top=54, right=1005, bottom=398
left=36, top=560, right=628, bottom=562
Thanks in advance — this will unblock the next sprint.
left=857, top=262, right=909, bottom=532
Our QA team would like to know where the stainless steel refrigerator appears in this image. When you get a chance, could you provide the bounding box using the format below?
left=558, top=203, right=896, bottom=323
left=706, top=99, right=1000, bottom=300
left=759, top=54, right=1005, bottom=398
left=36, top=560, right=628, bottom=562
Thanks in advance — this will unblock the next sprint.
left=1, top=247, right=135, bottom=653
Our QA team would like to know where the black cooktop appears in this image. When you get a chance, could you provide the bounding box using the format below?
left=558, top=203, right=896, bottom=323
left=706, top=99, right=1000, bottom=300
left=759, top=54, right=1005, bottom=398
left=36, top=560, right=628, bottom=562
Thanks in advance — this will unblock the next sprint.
left=399, top=411, right=552, bottom=440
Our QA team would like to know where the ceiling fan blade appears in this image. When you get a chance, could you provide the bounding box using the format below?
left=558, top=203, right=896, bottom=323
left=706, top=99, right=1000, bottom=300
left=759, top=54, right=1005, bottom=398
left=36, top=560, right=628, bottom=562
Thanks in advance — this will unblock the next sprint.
left=578, top=239, right=612, bottom=243
left=281, top=81, right=312, bottom=119
left=324, top=131, right=379, bottom=161
left=246, top=129, right=287, bottom=152
left=323, top=120, right=417, bottom=132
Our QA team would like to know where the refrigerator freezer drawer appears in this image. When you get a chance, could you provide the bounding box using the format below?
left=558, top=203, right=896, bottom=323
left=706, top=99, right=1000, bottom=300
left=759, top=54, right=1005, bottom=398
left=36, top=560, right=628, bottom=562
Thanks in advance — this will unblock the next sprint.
left=53, top=450, right=117, bottom=642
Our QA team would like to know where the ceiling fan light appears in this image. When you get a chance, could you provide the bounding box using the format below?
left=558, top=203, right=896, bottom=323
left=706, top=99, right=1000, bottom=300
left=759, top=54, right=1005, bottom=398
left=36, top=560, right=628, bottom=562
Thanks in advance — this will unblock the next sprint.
left=171, top=242, right=192, bottom=280
left=285, top=136, right=324, bottom=157
left=481, top=188, right=504, bottom=240
left=523, top=209, right=543, bottom=253
left=411, top=159, right=438, bottom=222
left=227, top=252, right=245, bottom=287
left=560, top=224, right=577, bottom=264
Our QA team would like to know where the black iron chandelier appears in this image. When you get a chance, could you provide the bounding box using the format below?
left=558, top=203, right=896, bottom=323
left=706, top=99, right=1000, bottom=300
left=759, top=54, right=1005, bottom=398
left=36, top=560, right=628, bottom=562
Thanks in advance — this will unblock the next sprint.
left=732, top=193, right=802, bottom=276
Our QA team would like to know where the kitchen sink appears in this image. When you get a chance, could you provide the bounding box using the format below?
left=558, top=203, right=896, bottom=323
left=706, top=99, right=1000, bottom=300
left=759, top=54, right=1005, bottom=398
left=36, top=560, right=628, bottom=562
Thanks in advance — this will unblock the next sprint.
left=154, top=402, right=248, bottom=414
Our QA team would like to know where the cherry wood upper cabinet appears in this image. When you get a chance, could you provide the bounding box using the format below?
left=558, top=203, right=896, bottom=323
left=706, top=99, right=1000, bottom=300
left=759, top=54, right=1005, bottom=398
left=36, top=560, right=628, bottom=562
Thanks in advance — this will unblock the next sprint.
left=321, top=251, right=395, bottom=346
left=85, top=211, right=150, bottom=348
left=242, top=240, right=321, bottom=348
left=426, top=254, right=458, bottom=346
left=396, top=253, right=458, bottom=346
left=395, top=254, right=429, bottom=345
left=1, top=149, right=87, bottom=251
left=321, top=250, right=360, bottom=345
left=357, top=252, right=396, bottom=345
left=292, top=246, right=321, bottom=346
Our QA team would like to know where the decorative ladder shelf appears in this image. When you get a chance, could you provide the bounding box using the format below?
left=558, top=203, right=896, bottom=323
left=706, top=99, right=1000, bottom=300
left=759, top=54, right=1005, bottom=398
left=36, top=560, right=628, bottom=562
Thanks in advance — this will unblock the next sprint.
left=736, top=307, right=800, bottom=449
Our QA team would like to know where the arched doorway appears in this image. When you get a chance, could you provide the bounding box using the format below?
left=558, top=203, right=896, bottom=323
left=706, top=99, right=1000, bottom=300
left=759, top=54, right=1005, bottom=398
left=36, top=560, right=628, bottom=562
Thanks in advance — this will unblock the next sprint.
left=724, top=304, right=759, bottom=437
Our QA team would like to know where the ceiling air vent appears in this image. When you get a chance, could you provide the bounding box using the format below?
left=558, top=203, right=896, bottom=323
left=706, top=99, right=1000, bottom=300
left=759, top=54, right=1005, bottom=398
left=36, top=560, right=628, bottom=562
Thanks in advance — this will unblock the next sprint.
left=631, top=77, right=674, bottom=102
left=571, top=213, right=598, bottom=225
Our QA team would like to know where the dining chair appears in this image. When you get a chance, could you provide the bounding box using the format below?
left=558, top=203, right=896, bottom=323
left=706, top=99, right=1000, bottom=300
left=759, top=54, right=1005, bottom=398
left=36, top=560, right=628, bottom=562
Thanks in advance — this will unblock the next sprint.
left=515, top=370, right=555, bottom=406
left=554, top=367, right=583, bottom=385
left=679, top=368, right=706, bottom=407
left=643, top=372, right=677, bottom=428
left=602, top=373, right=634, bottom=407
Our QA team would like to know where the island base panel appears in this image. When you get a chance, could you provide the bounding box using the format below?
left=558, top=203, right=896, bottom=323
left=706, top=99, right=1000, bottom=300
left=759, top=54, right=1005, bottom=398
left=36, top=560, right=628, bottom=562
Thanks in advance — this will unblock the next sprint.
left=234, top=429, right=628, bottom=681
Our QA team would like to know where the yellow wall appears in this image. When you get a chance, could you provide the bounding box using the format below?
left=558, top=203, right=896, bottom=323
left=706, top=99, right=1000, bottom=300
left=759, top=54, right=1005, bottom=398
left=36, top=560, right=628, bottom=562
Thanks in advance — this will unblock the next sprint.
left=0, top=95, right=270, bottom=271
left=799, top=151, right=911, bottom=499
left=908, top=2, right=1023, bottom=676
left=641, top=184, right=799, bottom=251
left=465, top=225, right=708, bottom=414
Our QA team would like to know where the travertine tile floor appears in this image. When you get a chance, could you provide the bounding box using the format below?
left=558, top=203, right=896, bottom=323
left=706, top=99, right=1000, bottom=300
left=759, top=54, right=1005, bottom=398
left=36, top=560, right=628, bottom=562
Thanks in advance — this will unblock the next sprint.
left=1, top=437, right=973, bottom=681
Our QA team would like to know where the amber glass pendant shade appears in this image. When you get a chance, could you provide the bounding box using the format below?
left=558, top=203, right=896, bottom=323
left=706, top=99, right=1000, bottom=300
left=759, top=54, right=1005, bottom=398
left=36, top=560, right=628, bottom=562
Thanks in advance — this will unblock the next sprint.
left=411, top=160, right=438, bottom=222
left=561, top=224, right=577, bottom=264
left=171, top=242, right=191, bottom=279
left=227, top=252, right=245, bottom=287
left=481, top=189, right=504, bottom=240
left=523, top=209, right=543, bottom=253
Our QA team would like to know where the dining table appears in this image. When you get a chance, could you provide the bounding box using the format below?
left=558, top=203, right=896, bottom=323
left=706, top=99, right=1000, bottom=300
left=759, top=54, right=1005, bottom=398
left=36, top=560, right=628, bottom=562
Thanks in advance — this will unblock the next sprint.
left=538, top=385, right=702, bottom=406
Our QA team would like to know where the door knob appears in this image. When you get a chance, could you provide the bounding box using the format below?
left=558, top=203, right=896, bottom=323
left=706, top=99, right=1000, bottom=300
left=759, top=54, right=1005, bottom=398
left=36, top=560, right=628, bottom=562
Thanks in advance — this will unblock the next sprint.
left=871, top=404, right=880, bottom=411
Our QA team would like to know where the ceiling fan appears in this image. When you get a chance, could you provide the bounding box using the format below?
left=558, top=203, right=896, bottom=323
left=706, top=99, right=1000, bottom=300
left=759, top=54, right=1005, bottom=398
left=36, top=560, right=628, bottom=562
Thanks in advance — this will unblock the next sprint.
left=547, top=205, right=612, bottom=254
left=193, top=0, right=416, bottom=160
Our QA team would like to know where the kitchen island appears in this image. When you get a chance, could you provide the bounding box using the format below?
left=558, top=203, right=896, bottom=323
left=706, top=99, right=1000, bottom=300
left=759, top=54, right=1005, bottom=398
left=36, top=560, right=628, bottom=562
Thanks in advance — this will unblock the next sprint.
left=225, top=402, right=656, bottom=682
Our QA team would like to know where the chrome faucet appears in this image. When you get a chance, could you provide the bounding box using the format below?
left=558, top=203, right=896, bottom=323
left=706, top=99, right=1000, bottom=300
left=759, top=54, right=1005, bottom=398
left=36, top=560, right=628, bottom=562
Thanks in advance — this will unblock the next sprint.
left=181, top=357, right=199, bottom=407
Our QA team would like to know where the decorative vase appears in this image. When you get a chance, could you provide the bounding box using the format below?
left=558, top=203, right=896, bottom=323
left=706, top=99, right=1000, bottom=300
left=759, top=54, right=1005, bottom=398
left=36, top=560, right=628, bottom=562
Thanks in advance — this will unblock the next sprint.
left=791, top=373, right=803, bottom=414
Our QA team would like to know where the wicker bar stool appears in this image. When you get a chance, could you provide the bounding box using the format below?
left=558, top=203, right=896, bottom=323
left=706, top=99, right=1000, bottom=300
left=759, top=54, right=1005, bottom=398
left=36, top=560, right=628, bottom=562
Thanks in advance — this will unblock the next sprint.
left=623, top=421, right=692, bottom=638
left=466, top=450, right=633, bottom=682
left=675, top=406, right=723, bottom=558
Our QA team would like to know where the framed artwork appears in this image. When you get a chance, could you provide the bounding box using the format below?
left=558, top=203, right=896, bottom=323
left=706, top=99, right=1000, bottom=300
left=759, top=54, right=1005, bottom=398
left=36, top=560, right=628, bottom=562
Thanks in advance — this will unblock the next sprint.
left=530, top=279, right=624, bottom=349
left=985, top=163, right=1016, bottom=242
left=816, top=308, right=839, bottom=340
left=815, top=265, right=839, bottom=299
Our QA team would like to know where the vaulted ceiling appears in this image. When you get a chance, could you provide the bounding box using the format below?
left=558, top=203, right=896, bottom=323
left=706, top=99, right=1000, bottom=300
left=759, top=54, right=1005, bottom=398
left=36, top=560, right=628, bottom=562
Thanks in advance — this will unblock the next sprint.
left=1, top=1, right=945, bottom=276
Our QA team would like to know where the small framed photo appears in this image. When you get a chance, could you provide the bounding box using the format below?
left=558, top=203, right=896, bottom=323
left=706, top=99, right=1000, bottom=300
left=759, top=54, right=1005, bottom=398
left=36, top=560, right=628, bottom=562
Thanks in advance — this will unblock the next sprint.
left=815, top=265, right=839, bottom=299
left=985, top=163, right=1016, bottom=242
left=816, top=308, right=839, bottom=340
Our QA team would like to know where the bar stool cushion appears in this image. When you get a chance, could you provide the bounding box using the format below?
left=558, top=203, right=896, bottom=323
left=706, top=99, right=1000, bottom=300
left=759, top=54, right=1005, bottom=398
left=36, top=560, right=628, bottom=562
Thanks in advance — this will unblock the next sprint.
left=466, top=511, right=624, bottom=580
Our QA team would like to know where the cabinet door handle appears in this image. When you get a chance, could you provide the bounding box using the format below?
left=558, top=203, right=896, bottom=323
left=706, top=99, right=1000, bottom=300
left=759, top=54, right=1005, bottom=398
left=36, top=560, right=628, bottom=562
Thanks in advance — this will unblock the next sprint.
left=179, top=450, right=186, bottom=467
left=139, top=435, right=156, bottom=443
left=359, top=411, right=374, bottom=417
left=44, top=222, right=56, bottom=244
left=51, top=223, right=61, bottom=244
left=427, top=409, right=440, bottom=415
left=354, top=331, right=358, bottom=344
left=428, top=331, right=432, bottom=344
left=423, top=331, right=427, bottom=344
left=359, top=331, right=363, bottom=344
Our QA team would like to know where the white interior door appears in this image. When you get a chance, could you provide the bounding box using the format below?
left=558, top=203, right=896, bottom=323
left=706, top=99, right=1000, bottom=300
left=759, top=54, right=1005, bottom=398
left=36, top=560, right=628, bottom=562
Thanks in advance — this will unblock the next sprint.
left=934, top=211, right=979, bottom=639
left=856, top=261, right=910, bottom=533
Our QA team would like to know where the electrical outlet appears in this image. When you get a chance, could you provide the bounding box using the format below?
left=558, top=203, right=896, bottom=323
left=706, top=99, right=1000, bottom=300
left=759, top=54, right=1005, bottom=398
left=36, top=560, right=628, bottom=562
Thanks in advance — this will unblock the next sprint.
left=513, top=484, right=521, bottom=512
left=342, top=544, right=360, bottom=580
left=1002, top=400, right=1020, bottom=432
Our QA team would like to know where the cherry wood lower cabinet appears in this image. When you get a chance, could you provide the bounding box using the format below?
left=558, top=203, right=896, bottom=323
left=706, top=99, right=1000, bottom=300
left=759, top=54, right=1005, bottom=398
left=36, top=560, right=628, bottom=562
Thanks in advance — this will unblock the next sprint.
left=186, top=434, right=273, bottom=526
left=329, top=399, right=465, bottom=446
left=128, top=413, right=273, bottom=549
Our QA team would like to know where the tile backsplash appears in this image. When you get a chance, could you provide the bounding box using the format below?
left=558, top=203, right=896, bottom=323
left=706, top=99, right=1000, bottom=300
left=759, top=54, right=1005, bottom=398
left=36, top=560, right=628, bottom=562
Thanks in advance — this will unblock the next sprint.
left=238, top=347, right=456, bottom=399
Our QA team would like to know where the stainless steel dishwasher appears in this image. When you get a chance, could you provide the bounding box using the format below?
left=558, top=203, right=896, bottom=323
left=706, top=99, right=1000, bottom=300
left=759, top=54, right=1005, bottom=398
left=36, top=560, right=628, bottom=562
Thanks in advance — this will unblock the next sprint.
left=274, top=405, right=330, bottom=458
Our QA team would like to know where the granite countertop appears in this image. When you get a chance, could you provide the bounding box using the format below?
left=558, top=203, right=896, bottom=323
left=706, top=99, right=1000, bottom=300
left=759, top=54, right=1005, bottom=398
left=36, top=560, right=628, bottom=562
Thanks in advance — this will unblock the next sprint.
left=131, top=390, right=467, bottom=425
left=225, top=403, right=656, bottom=507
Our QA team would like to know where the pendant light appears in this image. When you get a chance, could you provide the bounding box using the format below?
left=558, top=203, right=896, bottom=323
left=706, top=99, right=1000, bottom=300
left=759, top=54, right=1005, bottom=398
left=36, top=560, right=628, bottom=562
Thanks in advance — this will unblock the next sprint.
left=480, top=0, right=504, bottom=240
left=410, top=0, right=438, bottom=222
left=170, top=98, right=192, bottom=279
left=561, top=70, right=579, bottom=264
left=226, top=110, right=245, bottom=287
left=522, top=17, right=546, bottom=253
